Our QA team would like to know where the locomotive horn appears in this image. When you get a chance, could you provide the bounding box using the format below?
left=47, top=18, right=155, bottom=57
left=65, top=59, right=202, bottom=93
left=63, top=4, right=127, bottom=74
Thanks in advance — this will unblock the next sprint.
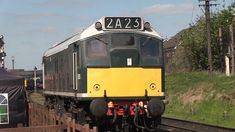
left=147, top=98, right=165, bottom=117
left=90, top=98, right=108, bottom=118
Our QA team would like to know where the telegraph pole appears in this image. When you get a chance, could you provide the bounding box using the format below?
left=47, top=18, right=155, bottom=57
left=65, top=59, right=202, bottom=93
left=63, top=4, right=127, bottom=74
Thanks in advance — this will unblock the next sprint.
left=230, top=20, right=234, bottom=75
left=206, top=0, right=213, bottom=75
left=199, top=0, right=217, bottom=75
left=219, top=27, right=224, bottom=72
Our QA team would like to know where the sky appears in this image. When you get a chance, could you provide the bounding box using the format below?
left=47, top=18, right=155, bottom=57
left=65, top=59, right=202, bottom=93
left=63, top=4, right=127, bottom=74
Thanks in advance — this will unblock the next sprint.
left=0, top=0, right=234, bottom=70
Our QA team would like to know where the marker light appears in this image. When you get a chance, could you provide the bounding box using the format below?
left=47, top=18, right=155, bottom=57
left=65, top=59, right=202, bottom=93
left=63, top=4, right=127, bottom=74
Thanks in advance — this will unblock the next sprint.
left=108, top=101, right=114, bottom=108
left=93, top=84, right=100, bottom=91
left=149, top=83, right=156, bottom=90
left=95, top=22, right=102, bottom=30
left=138, top=101, right=144, bottom=107
left=144, top=22, right=151, bottom=30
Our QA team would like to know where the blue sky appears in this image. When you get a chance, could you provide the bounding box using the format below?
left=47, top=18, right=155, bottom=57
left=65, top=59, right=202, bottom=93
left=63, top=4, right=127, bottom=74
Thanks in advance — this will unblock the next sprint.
left=0, top=0, right=233, bottom=70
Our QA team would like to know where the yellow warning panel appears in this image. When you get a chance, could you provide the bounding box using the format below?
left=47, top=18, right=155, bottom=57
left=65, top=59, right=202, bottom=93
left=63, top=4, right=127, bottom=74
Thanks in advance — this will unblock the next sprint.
left=87, top=68, right=162, bottom=97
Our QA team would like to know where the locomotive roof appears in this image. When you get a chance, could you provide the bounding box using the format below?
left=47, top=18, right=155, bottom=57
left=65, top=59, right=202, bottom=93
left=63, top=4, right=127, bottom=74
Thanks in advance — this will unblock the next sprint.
left=43, top=17, right=162, bottom=57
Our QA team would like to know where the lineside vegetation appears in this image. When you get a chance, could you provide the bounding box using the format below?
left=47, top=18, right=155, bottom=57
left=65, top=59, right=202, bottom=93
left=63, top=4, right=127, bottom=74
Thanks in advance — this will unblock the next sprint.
left=167, top=3, right=235, bottom=72
left=164, top=71, right=235, bottom=128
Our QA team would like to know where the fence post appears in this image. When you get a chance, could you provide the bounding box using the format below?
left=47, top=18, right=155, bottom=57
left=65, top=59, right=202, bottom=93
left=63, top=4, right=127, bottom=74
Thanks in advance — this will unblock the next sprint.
left=82, top=124, right=90, bottom=132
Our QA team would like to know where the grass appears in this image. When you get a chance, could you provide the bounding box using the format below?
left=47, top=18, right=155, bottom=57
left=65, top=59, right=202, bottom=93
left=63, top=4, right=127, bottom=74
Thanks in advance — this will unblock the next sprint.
left=164, top=71, right=235, bottom=128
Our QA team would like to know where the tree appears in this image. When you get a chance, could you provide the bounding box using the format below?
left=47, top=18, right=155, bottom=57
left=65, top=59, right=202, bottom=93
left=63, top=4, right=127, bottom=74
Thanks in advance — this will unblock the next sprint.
left=174, top=2, right=235, bottom=72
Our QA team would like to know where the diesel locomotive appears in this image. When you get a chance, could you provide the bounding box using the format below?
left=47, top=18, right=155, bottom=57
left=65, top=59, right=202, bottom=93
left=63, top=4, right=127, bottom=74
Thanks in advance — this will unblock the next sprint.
left=42, top=16, right=165, bottom=131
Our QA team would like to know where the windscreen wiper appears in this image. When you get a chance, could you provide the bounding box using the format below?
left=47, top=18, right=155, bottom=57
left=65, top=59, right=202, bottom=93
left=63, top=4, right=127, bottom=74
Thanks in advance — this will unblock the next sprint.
left=141, top=37, right=152, bottom=46
left=94, top=37, right=108, bottom=45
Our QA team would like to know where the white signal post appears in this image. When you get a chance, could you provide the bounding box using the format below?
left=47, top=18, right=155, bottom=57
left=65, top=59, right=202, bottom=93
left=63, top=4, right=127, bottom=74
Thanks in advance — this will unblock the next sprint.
left=34, top=66, right=37, bottom=93
left=225, top=55, right=230, bottom=76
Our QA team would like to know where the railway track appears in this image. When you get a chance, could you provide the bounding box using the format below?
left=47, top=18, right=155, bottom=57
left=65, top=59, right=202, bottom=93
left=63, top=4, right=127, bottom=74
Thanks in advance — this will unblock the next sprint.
left=6, top=92, right=233, bottom=132
left=159, top=117, right=235, bottom=132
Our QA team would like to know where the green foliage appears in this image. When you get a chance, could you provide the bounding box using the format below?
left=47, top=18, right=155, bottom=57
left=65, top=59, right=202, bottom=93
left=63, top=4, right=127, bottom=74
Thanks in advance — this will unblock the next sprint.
left=176, top=3, right=235, bottom=71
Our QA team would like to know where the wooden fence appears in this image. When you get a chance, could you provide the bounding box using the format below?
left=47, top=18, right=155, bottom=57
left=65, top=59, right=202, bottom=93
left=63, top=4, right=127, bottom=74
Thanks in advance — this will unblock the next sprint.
left=0, top=103, right=97, bottom=132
